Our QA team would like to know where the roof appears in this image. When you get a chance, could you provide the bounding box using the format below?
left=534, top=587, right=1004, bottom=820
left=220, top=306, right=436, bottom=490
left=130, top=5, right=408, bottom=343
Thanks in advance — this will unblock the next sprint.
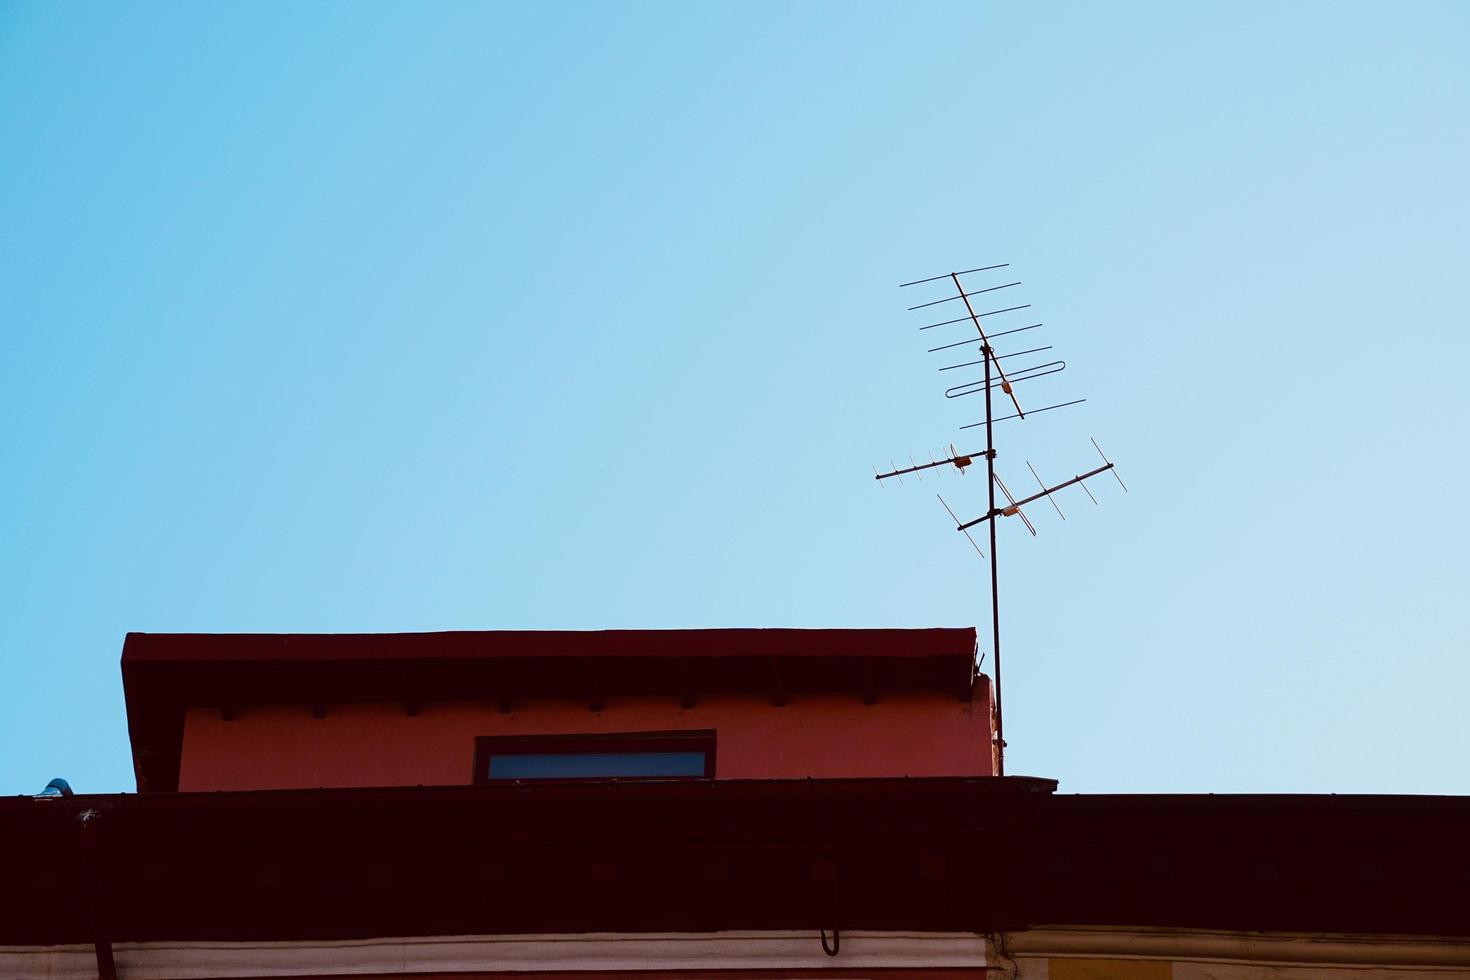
left=122, top=628, right=978, bottom=791
left=6, top=778, right=1469, bottom=944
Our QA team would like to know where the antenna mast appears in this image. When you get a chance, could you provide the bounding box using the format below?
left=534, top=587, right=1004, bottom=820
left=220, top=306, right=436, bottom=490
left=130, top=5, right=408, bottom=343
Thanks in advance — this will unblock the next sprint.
left=873, top=264, right=1126, bottom=776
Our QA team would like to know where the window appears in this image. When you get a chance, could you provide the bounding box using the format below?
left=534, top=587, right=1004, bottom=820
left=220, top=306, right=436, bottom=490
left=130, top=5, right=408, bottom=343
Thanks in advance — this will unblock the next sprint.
left=474, top=730, right=716, bottom=782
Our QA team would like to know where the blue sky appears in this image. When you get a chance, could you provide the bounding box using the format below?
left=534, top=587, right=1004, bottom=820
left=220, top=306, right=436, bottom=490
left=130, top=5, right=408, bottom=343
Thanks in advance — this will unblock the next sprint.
left=3, top=2, right=1467, bottom=795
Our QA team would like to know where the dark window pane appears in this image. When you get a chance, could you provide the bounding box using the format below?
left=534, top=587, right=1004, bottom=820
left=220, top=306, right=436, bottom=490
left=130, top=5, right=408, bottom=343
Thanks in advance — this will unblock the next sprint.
left=488, top=751, right=707, bottom=780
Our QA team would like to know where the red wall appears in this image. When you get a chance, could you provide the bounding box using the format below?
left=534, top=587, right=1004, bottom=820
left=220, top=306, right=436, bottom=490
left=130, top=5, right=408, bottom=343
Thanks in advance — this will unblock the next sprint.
left=177, top=686, right=996, bottom=791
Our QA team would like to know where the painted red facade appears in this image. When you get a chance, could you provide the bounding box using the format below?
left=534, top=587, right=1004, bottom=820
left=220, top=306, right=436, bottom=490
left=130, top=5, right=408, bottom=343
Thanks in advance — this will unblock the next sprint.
left=178, top=690, right=994, bottom=790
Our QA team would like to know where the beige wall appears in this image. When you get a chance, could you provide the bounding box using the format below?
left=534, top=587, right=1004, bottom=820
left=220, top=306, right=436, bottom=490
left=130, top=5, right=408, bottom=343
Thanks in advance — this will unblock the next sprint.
left=997, top=928, right=1470, bottom=980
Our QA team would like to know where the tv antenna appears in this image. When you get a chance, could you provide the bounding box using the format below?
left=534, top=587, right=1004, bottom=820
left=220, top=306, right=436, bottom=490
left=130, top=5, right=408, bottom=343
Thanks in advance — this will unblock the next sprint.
left=871, top=264, right=1126, bottom=776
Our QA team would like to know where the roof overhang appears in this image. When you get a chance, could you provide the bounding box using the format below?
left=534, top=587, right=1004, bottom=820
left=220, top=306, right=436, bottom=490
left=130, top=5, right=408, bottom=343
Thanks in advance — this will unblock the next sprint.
left=5, top=777, right=1055, bottom=945
left=8, top=780, right=1470, bottom=945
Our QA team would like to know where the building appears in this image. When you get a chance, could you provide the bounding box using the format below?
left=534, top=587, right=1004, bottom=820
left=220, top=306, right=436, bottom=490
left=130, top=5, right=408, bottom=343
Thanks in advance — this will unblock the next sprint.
left=3, top=628, right=1468, bottom=979
left=122, top=628, right=995, bottom=792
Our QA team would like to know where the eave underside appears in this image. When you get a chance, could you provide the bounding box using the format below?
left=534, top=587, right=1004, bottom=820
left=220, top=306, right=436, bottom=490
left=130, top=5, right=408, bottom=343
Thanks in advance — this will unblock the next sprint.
left=3, top=781, right=1469, bottom=945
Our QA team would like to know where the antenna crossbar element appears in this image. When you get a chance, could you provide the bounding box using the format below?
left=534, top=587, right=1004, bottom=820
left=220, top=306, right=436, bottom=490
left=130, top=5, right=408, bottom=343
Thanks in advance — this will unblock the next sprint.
left=939, top=345, right=1053, bottom=372
left=1092, top=437, right=1129, bottom=492
left=1027, top=461, right=1066, bottom=521
left=927, top=322, right=1041, bottom=354
left=938, top=494, right=985, bottom=559
left=956, top=462, right=1115, bottom=531
left=920, top=313, right=982, bottom=332
left=908, top=286, right=1024, bottom=313
left=959, top=398, right=1085, bottom=428
left=924, top=303, right=1033, bottom=325
left=898, top=263, right=1008, bottom=288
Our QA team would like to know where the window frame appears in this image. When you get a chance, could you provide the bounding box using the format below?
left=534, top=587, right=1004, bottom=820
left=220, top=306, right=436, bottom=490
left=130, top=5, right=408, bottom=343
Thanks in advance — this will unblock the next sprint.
left=472, top=729, right=717, bottom=784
